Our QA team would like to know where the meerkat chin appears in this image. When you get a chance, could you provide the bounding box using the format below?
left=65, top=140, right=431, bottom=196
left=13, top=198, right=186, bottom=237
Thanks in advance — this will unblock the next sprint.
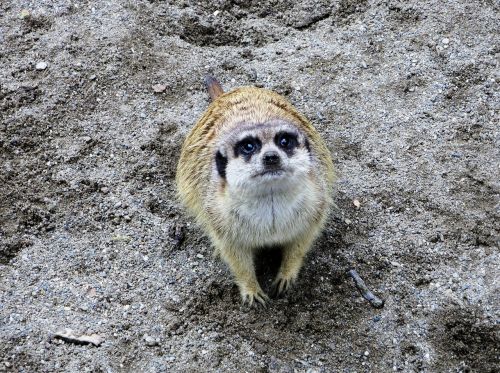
left=176, top=76, right=335, bottom=306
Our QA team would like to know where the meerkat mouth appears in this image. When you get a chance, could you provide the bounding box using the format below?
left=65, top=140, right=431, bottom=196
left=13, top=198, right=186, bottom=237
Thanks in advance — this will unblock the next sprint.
left=254, top=169, right=286, bottom=178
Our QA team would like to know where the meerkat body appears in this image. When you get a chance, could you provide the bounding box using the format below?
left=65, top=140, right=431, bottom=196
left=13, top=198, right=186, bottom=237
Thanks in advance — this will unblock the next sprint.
left=176, top=77, right=334, bottom=305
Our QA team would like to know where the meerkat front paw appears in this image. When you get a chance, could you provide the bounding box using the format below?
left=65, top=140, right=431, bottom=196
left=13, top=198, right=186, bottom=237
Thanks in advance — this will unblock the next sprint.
left=271, top=274, right=297, bottom=297
left=240, top=284, right=269, bottom=307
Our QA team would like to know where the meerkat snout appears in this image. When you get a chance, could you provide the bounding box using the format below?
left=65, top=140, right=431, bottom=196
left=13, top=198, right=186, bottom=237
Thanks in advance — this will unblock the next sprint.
left=176, top=76, right=335, bottom=306
left=262, top=151, right=280, bottom=167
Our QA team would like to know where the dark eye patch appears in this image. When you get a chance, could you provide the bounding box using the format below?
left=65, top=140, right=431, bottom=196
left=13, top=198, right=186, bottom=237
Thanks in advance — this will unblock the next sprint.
left=275, top=131, right=298, bottom=156
left=234, top=136, right=261, bottom=161
left=304, top=137, right=311, bottom=153
left=215, top=151, right=228, bottom=178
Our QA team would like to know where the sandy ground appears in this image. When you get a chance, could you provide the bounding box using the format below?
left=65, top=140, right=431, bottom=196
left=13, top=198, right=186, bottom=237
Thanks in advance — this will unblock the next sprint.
left=1, top=0, right=499, bottom=372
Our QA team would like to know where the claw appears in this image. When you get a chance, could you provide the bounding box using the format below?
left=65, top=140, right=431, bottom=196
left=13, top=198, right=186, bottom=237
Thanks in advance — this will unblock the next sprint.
left=271, top=275, right=295, bottom=298
left=241, top=289, right=269, bottom=308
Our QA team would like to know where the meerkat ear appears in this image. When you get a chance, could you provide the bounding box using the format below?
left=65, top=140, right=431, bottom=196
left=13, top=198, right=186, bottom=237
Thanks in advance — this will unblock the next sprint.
left=204, top=75, right=224, bottom=101
left=215, top=151, right=228, bottom=179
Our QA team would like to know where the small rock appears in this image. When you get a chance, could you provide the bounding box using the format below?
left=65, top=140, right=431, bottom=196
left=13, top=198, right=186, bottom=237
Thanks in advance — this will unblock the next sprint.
left=36, top=61, right=48, bottom=70
left=441, top=38, right=449, bottom=45
left=19, top=9, right=30, bottom=19
left=144, top=335, right=159, bottom=347
left=100, top=187, right=109, bottom=194
left=152, top=84, right=167, bottom=93
left=353, top=199, right=361, bottom=208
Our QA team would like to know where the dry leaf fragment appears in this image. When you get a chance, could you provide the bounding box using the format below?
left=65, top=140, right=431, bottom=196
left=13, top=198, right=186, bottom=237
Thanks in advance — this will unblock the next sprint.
left=53, top=328, right=104, bottom=346
left=169, top=222, right=185, bottom=248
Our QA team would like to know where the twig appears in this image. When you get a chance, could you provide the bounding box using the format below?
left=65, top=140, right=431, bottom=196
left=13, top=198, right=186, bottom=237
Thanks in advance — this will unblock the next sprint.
left=347, top=269, right=385, bottom=309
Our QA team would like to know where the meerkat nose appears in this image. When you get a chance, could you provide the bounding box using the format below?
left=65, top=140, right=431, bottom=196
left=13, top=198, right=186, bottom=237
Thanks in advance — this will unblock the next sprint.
left=263, top=151, right=281, bottom=166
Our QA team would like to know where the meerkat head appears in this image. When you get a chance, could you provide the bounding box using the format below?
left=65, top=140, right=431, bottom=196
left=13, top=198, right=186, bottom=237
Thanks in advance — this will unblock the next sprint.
left=214, top=119, right=312, bottom=195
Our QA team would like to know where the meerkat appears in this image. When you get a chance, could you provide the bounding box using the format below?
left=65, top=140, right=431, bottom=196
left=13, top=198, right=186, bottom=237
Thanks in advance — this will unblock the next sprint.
left=176, top=76, right=335, bottom=305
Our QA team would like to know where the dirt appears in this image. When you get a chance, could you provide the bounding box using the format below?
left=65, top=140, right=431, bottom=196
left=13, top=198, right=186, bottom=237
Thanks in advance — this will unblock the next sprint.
left=1, top=0, right=499, bottom=372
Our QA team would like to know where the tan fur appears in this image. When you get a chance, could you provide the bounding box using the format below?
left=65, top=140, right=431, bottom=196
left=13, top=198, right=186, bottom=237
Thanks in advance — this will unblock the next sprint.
left=176, top=85, right=335, bottom=305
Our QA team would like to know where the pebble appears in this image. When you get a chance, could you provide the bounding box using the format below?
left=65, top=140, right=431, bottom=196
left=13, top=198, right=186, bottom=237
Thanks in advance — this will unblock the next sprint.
left=152, top=84, right=167, bottom=93
left=36, top=61, right=48, bottom=70
left=19, top=9, right=30, bottom=19
left=144, top=335, right=159, bottom=347
left=441, top=38, right=449, bottom=45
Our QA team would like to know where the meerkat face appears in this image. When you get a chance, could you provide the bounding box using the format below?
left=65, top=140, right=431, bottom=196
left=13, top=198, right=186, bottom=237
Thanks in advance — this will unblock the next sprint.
left=214, top=120, right=312, bottom=195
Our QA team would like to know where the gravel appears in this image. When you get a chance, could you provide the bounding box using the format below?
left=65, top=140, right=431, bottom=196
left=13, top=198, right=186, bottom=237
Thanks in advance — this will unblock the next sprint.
left=1, top=0, right=498, bottom=372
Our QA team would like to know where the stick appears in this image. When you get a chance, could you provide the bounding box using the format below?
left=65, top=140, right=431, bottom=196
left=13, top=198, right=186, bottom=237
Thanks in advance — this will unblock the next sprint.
left=347, top=269, right=385, bottom=309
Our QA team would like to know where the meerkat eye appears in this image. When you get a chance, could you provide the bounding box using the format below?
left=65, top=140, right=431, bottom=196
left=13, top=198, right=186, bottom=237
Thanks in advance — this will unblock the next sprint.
left=235, top=136, right=261, bottom=157
left=276, top=132, right=298, bottom=150
left=241, top=141, right=255, bottom=153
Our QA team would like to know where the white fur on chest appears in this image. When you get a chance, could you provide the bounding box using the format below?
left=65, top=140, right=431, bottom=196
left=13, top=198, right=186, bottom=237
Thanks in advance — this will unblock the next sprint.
left=219, top=180, right=319, bottom=248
